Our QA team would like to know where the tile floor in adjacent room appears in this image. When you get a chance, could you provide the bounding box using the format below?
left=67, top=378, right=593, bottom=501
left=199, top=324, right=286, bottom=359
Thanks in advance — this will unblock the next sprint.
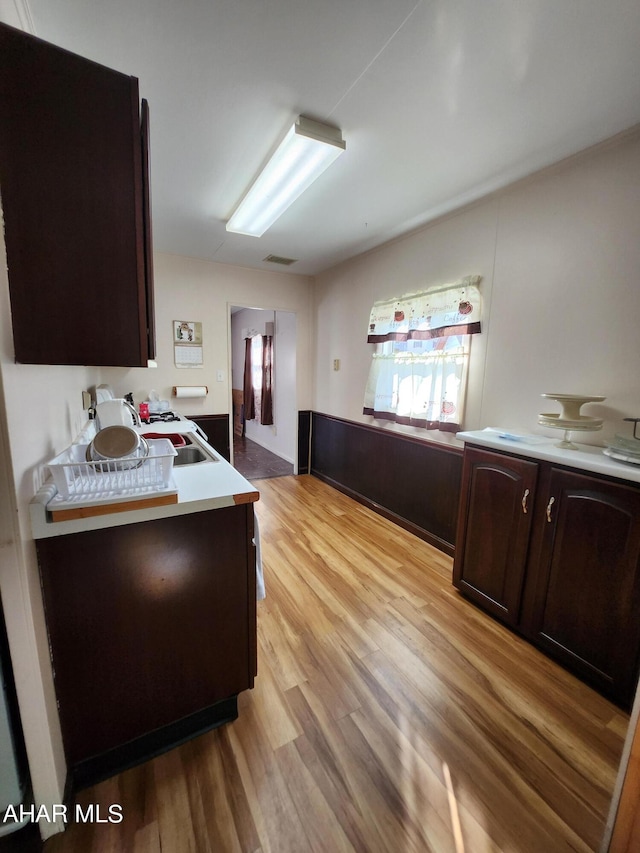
left=232, top=435, right=293, bottom=481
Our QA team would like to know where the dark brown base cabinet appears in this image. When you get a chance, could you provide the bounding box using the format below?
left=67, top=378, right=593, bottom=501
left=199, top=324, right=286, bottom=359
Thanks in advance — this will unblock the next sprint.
left=188, top=415, right=231, bottom=461
left=36, top=505, right=256, bottom=788
left=454, top=445, right=640, bottom=708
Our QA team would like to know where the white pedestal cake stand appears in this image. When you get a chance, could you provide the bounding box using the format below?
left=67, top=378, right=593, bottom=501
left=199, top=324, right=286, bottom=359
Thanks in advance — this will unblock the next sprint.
left=538, top=393, right=606, bottom=449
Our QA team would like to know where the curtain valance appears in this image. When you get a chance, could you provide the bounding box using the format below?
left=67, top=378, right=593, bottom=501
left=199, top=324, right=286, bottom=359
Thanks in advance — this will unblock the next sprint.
left=366, top=275, right=482, bottom=343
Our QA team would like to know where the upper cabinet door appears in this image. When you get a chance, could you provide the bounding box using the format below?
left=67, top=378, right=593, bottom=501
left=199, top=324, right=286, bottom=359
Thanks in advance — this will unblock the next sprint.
left=0, top=22, right=155, bottom=366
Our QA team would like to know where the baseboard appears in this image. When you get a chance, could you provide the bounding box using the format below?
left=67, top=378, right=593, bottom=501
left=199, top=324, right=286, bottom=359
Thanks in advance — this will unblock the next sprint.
left=0, top=821, right=41, bottom=852
left=70, top=695, right=238, bottom=791
left=311, top=471, right=455, bottom=557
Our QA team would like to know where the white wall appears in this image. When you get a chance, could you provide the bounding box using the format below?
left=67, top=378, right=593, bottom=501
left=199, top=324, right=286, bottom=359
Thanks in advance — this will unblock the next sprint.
left=314, top=128, right=640, bottom=449
left=272, top=310, right=297, bottom=465
left=314, top=200, right=497, bottom=444
left=99, top=253, right=313, bottom=425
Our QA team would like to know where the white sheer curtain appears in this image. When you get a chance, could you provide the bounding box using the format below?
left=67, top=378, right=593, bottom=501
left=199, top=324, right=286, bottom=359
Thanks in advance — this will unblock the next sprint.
left=248, top=334, right=264, bottom=423
left=363, top=337, right=469, bottom=432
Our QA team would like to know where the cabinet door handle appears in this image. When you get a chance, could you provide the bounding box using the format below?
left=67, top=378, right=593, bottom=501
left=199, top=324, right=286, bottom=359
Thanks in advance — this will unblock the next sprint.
left=546, top=496, right=556, bottom=523
left=522, top=489, right=530, bottom=514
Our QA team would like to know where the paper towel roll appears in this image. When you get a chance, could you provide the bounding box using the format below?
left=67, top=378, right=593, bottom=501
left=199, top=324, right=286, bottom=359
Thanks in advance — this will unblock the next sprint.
left=173, top=385, right=208, bottom=398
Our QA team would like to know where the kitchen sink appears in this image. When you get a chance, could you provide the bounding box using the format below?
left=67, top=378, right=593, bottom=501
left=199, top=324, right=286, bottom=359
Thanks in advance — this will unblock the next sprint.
left=173, top=445, right=215, bottom=465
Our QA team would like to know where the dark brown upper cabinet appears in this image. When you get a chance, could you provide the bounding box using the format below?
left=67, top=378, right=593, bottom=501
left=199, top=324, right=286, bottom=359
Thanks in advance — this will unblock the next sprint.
left=0, top=22, right=155, bottom=366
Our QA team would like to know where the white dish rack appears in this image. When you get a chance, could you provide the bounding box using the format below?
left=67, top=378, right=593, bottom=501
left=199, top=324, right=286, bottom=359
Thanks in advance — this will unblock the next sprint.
left=47, top=438, right=177, bottom=499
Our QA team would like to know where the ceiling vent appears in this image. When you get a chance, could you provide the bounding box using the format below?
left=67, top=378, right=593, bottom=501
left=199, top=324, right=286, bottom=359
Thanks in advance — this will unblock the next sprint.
left=263, top=254, right=298, bottom=266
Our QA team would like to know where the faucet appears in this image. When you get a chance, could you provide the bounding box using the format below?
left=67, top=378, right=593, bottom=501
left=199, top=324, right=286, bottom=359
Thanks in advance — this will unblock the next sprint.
left=124, top=393, right=141, bottom=427
left=123, top=400, right=141, bottom=427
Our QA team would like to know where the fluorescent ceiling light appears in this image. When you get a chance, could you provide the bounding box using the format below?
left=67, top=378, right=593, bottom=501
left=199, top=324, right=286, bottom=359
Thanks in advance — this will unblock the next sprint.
left=226, top=116, right=346, bottom=237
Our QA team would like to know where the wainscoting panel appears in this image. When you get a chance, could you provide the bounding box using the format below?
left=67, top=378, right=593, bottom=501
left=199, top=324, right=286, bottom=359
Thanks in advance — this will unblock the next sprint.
left=310, top=412, right=463, bottom=555
left=298, top=410, right=311, bottom=475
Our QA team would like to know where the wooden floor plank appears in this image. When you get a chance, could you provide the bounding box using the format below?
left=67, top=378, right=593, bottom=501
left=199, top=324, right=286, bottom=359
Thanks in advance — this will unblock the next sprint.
left=226, top=691, right=311, bottom=853
left=385, top=594, right=616, bottom=815
left=152, top=748, right=203, bottom=853
left=44, top=474, right=627, bottom=852
left=275, top=738, right=356, bottom=853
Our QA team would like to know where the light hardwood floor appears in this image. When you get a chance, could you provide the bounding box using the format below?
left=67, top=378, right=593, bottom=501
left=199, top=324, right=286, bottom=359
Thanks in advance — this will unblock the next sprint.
left=44, top=475, right=628, bottom=852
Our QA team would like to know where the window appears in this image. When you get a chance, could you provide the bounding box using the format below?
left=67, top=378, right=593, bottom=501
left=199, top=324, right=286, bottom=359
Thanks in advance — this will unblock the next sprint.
left=363, top=276, right=481, bottom=432
left=251, top=334, right=263, bottom=397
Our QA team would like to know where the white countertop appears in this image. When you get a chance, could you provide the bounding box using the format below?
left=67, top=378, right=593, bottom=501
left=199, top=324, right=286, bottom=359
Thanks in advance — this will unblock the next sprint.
left=456, top=428, right=640, bottom=485
left=30, top=421, right=259, bottom=539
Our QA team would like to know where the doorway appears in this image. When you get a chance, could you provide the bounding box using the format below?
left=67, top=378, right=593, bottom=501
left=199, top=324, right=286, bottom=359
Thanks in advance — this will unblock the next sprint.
left=229, top=306, right=297, bottom=480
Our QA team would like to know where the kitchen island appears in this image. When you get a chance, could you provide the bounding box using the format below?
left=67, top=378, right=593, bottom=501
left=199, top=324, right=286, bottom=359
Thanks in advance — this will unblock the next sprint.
left=31, top=424, right=259, bottom=789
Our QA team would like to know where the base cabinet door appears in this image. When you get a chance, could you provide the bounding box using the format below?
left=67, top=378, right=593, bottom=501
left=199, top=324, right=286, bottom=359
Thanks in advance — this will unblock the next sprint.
left=523, top=468, right=640, bottom=707
left=453, top=448, right=538, bottom=626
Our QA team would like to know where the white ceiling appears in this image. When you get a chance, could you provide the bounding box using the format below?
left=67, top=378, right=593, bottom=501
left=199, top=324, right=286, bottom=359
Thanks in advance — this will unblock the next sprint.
left=16, top=0, right=640, bottom=276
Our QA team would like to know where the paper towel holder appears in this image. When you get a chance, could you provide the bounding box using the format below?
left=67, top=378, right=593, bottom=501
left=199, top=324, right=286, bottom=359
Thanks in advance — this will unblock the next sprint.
left=172, top=385, right=209, bottom=398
